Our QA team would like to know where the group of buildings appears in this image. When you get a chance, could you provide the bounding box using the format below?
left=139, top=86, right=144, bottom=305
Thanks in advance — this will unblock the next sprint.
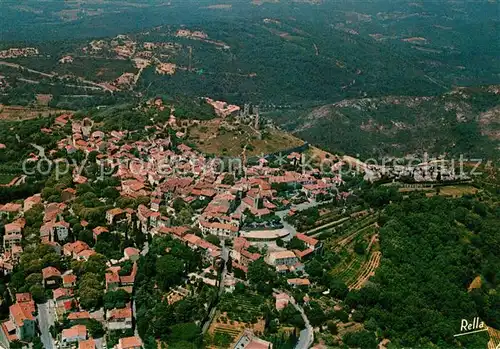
left=0, top=102, right=342, bottom=348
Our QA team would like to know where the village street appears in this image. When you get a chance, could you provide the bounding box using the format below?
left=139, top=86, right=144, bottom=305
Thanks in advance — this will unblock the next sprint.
left=37, top=302, right=55, bottom=349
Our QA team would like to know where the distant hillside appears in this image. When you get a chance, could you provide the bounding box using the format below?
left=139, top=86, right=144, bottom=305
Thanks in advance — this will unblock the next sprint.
left=0, top=0, right=498, bottom=108
left=275, top=86, right=500, bottom=159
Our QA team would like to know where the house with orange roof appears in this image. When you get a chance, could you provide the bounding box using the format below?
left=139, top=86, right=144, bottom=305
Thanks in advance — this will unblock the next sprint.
left=40, top=220, right=70, bottom=242
left=295, top=233, right=320, bottom=250
left=53, top=287, right=74, bottom=303
left=105, top=269, right=121, bottom=292
left=42, top=266, right=62, bottom=287
left=124, top=247, right=140, bottom=262
left=292, top=233, right=322, bottom=260
left=0, top=319, right=19, bottom=348
left=198, top=220, right=239, bottom=239
left=4, top=218, right=25, bottom=244
left=155, top=226, right=189, bottom=240
left=293, top=248, right=314, bottom=260
left=106, top=305, right=133, bottom=330
left=106, top=208, right=126, bottom=225
left=274, top=292, right=290, bottom=311
left=43, top=202, right=65, bottom=222
left=0, top=203, right=22, bottom=218
left=92, top=226, right=109, bottom=241
left=136, top=204, right=153, bottom=234
left=23, top=194, right=41, bottom=212
left=231, top=237, right=261, bottom=267
left=74, top=174, right=88, bottom=184
left=182, top=234, right=221, bottom=262
left=54, top=113, right=72, bottom=126
left=3, top=233, right=21, bottom=252
left=116, top=336, right=143, bottom=349
left=61, top=324, right=87, bottom=347
left=122, top=180, right=146, bottom=197
left=8, top=301, right=36, bottom=341
left=233, top=330, right=273, bottom=349
left=79, top=338, right=96, bottom=349
left=63, top=273, right=77, bottom=288
left=77, top=249, right=96, bottom=262
left=63, top=241, right=91, bottom=260
left=15, top=293, right=35, bottom=315
left=10, top=245, right=23, bottom=264
left=105, top=263, right=137, bottom=293
left=266, top=251, right=304, bottom=273
left=287, top=278, right=311, bottom=287
left=67, top=311, right=91, bottom=323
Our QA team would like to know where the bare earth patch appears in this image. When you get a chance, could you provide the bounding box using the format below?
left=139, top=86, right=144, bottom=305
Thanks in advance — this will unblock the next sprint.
left=0, top=105, right=69, bottom=121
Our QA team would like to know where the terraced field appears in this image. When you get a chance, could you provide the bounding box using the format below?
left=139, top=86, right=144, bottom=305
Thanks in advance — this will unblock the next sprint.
left=349, top=251, right=382, bottom=290
left=324, top=213, right=378, bottom=250
left=488, top=326, right=500, bottom=349
left=331, top=254, right=365, bottom=285
left=212, top=324, right=243, bottom=345
left=218, top=292, right=267, bottom=324
left=327, top=212, right=381, bottom=288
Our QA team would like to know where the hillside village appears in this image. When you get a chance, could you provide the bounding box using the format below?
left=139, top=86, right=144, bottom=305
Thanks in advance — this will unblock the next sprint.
left=0, top=97, right=358, bottom=349
left=0, top=92, right=498, bottom=349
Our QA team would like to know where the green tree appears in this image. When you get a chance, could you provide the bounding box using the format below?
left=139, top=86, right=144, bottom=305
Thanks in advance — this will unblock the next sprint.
left=156, top=255, right=184, bottom=291
left=205, top=234, right=220, bottom=246
left=103, top=289, right=130, bottom=310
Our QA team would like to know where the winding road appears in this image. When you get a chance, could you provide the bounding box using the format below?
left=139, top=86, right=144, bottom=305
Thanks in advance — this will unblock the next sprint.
left=274, top=288, right=314, bottom=349
left=37, top=302, right=55, bottom=349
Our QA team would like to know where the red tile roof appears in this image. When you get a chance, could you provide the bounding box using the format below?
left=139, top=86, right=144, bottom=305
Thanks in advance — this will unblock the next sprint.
left=53, top=288, right=74, bottom=300
left=63, top=274, right=77, bottom=285
left=118, top=336, right=143, bottom=349
left=15, top=293, right=32, bottom=304
left=287, top=278, right=311, bottom=286
left=108, top=306, right=132, bottom=320
left=42, top=266, right=61, bottom=279
left=79, top=339, right=96, bottom=349
left=0, top=203, right=22, bottom=212
left=295, top=233, right=319, bottom=247
left=9, top=303, right=35, bottom=327
left=157, top=226, right=189, bottom=238
left=62, top=324, right=87, bottom=340
left=124, top=247, right=140, bottom=257
left=64, top=241, right=90, bottom=255
left=68, top=311, right=90, bottom=320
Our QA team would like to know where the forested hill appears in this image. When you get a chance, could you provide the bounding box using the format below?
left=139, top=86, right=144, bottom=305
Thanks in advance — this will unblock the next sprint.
left=275, top=86, right=500, bottom=159
left=345, top=194, right=499, bottom=348
left=1, top=0, right=499, bottom=105
left=0, top=0, right=498, bottom=160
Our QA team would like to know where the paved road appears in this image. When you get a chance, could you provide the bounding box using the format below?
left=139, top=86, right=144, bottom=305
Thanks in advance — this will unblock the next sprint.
left=276, top=199, right=325, bottom=240
left=202, top=241, right=228, bottom=334
left=37, top=302, right=55, bottom=349
left=292, top=300, right=314, bottom=349
left=141, top=241, right=149, bottom=256
left=275, top=210, right=297, bottom=241
left=273, top=289, right=313, bottom=349
left=132, top=241, right=150, bottom=338
left=0, top=61, right=114, bottom=92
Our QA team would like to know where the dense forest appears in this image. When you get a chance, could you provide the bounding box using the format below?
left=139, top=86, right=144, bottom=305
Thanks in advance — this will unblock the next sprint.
left=347, top=194, right=500, bottom=348
left=280, top=86, right=500, bottom=159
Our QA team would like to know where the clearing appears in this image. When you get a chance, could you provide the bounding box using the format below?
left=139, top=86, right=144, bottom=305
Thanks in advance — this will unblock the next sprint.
left=0, top=105, right=68, bottom=121
left=187, top=120, right=304, bottom=157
